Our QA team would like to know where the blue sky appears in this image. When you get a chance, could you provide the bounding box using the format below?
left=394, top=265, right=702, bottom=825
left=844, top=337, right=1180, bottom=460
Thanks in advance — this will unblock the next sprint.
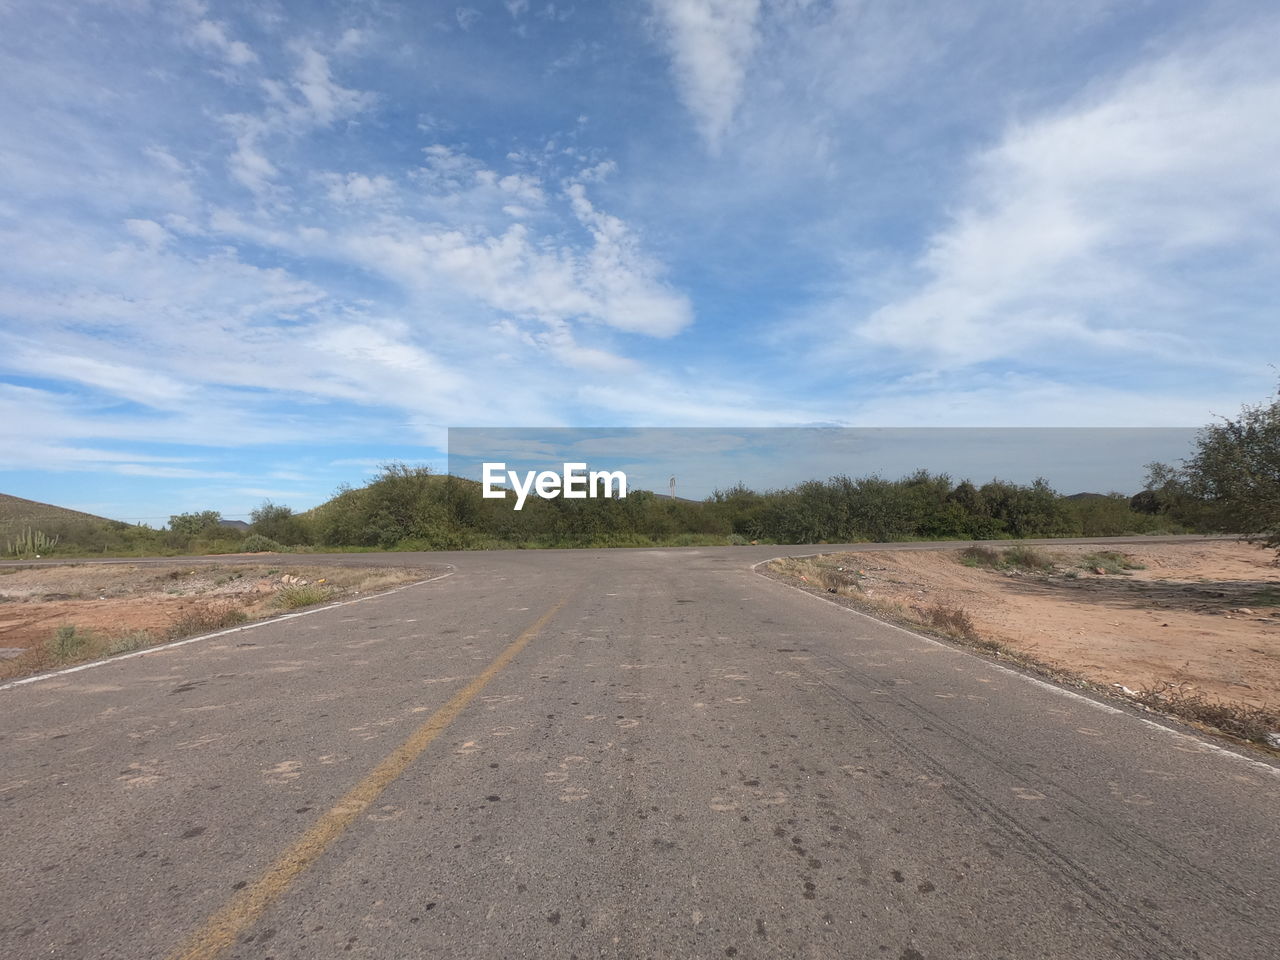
left=1, top=1, right=1277, bottom=522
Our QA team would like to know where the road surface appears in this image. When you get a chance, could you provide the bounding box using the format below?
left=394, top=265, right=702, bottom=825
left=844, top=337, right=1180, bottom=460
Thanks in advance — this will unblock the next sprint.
left=1, top=541, right=1276, bottom=959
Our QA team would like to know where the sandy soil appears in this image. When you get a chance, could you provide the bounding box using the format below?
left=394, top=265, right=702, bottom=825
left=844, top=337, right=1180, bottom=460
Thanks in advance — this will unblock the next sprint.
left=783, top=541, right=1280, bottom=711
left=0, top=561, right=441, bottom=679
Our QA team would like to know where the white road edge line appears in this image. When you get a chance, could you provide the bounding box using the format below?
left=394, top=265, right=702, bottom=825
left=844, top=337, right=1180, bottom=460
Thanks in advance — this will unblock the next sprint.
left=0, top=568, right=457, bottom=693
left=752, top=556, right=1280, bottom=780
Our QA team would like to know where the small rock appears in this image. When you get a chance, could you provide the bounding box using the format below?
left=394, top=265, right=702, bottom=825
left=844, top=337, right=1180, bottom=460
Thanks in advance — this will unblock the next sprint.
left=1236, top=608, right=1254, bottom=615
left=1265, top=732, right=1280, bottom=750
left=826, top=587, right=837, bottom=594
left=1094, top=567, right=1107, bottom=575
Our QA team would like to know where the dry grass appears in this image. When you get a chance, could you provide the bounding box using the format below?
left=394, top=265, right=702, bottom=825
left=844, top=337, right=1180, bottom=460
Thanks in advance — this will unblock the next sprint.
left=106, top=630, right=158, bottom=654
left=276, top=584, right=334, bottom=609
left=956, top=545, right=1003, bottom=568
left=1001, top=545, right=1055, bottom=571
left=1077, top=550, right=1144, bottom=574
left=6, top=624, right=164, bottom=678
left=770, top=556, right=863, bottom=596
left=167, top=604, right=249, bottom=639
left=916, top=602, right=979, bottom=641
left=956, top=544, right=1055, bottom=572
left=1130, top=681, right=1280, bottom=745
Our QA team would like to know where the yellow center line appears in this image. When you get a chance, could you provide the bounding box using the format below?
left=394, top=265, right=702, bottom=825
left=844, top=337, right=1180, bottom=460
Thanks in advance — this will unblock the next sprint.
left=168, top=595, right=570, bottom=960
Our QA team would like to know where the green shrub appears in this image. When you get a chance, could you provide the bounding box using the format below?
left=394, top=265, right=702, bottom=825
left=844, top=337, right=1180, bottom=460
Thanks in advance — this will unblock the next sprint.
left=48, top=624, right=90, bottom=659
left=277, top=584, right=334, bottom=609
left=957, top=545, right=1002, bottom=568
left=108, top=630, right=157, bottom=654
left=1002, top=545, right=1054, bottom=571
left=249, top=501, right=312, bottom=546
left=241, top=534, right=284, bottom=553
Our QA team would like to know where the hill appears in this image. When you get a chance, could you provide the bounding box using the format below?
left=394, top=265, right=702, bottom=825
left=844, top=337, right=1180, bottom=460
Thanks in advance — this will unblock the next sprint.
left=0, top=492, right=180, bottom=557
left=0, top=493, right=114, bottom=538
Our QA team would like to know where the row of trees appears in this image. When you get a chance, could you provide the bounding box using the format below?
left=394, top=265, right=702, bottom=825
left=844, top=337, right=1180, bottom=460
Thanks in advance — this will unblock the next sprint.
left=196, top=465, right=1184, bottom=551
left=47, top=386, right=1255, bottom=556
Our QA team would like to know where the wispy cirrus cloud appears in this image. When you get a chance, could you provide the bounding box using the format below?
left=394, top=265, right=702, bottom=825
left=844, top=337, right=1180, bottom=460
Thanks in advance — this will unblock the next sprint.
left=187, top=17, right=258, bottom=67
left=647, top=0, right=762, bottom=150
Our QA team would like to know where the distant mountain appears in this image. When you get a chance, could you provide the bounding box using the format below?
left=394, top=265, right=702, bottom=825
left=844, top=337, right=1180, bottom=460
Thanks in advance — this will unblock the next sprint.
left=0, top=493, right=114, bottom=537
left=1063, top=492, right=1112, bottom=501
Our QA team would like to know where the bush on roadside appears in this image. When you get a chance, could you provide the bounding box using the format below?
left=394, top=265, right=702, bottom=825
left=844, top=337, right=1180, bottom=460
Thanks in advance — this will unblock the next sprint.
left=107, top=630, right=157, bottom=654
left=241, top=533, right=285, bottom=553
left=1002, top=545, right=1054, bottom=571
left=249, top=501, right=312, bottom=547
left=921, top=603, right=980, bottom=641
left=168, top=605, right=248, bottom=639
left=48, top=624, right=91, bottom=659
left=957, top=545, right=1002, bottom=568
left=276, top=584, right=334, bottom=609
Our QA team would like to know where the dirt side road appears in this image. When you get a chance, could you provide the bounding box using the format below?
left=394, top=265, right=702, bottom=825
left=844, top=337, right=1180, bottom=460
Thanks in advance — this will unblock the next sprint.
left=0, top=562, right=442, bottom=681
left=774, top=540, right=1279, bottom=715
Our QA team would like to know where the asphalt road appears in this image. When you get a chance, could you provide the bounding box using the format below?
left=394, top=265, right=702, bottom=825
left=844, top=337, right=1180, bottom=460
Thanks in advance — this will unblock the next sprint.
left=1, top=540, right=1277, bottom=959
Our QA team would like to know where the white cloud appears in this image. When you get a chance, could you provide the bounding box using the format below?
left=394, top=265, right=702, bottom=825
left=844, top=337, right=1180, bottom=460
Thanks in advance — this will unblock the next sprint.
left=322, top=172, right=394, bottom=204
left=338, top=198, right=692, bottom=339
left=113, top=464, right=241, bottom=479
left=565, top=183, right=692, bottom=335
left=287, top=46, right=371, bottom=127
left=648, top=0, right=762, bottom=149
left=335, top=28, right=366, bottom=55
left=189, top=18, right=258, bottom=67
left=203, top=142, right=690, bottom=340
left=8, top=349, right=190, bottom=407
left=222, top=47, right=374, bottom=196
left=123, top=217, right=174, bottom=247
left=857, top=25, right=1280, bottom=367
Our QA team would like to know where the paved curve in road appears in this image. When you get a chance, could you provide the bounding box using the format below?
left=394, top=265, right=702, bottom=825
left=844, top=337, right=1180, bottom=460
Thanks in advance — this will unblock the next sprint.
left=2, top=539, right=1277, bottom=960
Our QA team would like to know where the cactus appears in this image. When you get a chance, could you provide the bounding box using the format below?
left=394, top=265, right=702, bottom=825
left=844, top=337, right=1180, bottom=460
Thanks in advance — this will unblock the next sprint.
left=5, top=527, right=59, bottom=556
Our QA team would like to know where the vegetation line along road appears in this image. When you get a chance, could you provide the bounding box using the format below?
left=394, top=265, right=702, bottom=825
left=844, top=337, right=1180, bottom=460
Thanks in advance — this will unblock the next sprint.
left=4, top=386, right=1279, bottom=558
